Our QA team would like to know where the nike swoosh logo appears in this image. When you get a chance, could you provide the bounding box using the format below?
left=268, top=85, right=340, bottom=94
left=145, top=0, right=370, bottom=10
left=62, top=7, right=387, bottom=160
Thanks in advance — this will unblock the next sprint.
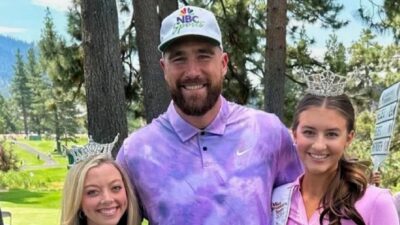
left=236, top=148, right=251, bottom=156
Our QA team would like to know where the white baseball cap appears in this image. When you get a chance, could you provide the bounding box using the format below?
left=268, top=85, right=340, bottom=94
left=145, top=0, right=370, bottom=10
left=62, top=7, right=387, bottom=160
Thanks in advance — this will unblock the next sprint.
left=158, top=6, right=222, bottom=52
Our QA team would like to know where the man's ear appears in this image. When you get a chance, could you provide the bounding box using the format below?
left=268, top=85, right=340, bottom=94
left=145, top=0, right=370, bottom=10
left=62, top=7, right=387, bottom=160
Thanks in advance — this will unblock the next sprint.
left=221, top=52, right=229, bottom=76
left=160, top=57, right=165, bottom=71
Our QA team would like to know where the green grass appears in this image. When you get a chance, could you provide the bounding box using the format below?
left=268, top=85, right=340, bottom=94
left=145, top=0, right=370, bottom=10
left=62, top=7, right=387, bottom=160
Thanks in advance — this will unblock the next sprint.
left=17, top=139, right=55, bottom=154
left=0, top=189, right=62, bottom=225
left=0, top=206, right=60, bottom=225
left=0, top=189, right=62, bottom=208
left=17, top=139, right=69, bottom=165
left=13, top=145, right=45, bottom=166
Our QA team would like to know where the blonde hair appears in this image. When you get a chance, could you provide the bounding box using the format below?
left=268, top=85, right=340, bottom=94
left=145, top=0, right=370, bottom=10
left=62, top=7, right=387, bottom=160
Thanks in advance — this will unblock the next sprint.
left=60, top=154, right=141, bottom=225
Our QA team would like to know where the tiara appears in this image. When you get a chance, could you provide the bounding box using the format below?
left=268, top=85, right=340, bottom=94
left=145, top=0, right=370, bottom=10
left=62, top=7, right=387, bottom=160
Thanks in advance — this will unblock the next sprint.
left=67, top=133, right=119, bottom=166
left=304, top=70, right=347, bottom=96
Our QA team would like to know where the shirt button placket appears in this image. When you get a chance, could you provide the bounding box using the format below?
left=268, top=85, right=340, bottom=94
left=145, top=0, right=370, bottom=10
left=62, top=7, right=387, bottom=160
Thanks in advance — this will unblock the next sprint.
left=199, top=131, right=210, bottom=167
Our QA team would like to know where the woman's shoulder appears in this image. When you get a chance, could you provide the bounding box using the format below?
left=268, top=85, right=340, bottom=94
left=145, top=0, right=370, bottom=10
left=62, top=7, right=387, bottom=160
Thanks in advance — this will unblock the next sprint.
left=365, top=185, right=391, bottom=197
left=357, top=185, right=394, bottom=208
left=356, top=186, right=400, bottom=224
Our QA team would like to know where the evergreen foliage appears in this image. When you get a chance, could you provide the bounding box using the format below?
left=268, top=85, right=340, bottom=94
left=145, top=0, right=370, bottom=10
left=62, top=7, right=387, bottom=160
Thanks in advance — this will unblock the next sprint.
left=358, top=0, right=400, bottom=40
left=0, top=35, right=32, bottom=97
left=11, top=49, right=32, bottom=136
left=0, top=141, right=19, bottom=172
left=37, top=9, right=82, bottom=152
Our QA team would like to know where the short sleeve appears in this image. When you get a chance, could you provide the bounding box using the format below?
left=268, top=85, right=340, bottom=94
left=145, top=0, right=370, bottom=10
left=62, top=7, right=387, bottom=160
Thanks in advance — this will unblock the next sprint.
left=274, top=123, right=303, bottom=187
left=368, top=189, right=400, bottom=225
left=116, top=143, right=127, bottom=168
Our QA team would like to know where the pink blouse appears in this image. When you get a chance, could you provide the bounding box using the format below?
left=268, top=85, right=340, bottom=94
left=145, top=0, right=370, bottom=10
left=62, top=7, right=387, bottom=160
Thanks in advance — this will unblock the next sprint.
left=287, top=178, right=399, bottom=225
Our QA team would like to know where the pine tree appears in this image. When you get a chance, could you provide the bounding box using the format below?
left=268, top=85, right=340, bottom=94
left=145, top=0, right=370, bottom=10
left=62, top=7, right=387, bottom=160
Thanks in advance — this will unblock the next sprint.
left=26, top=47, right=50, bottom=137
left=11, top=49, right=32, bottom=136
left=39, top=9, right=82, bottom=153
left=324, top=34, right=347, bottom=75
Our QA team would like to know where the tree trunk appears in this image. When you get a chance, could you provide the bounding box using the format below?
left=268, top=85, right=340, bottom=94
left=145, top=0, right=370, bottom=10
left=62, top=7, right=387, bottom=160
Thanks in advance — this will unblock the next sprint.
left=22, top=105, right=29, bottom=137
left=81, top=0, right=128, bottom=156
left=264, top=0, right=287, bottom=119
left=133, top=0, right=177, bottom=123
left=54, top=107, right=61, bottom=154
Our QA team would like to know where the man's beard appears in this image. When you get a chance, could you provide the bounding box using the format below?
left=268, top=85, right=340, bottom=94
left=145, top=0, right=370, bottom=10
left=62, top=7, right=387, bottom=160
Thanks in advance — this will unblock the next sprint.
left=170, top=78, right=222, bottom=116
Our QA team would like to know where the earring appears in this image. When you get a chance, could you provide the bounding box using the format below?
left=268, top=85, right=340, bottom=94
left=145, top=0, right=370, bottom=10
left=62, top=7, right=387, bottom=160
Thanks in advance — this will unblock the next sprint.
left=79, top=210, right=85, bottom=219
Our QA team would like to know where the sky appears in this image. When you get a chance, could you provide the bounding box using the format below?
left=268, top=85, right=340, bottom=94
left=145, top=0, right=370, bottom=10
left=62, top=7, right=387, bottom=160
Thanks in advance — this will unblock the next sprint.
left=300, top=0, right=394, bottom=59
left=0, top=0, right=72, bottom=43
left=0, top=0, right=395, bottom=58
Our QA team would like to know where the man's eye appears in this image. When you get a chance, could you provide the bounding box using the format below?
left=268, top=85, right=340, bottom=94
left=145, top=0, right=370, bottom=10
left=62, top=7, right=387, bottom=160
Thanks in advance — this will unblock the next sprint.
left=171, top=57, right=185, bottom=62
left=198, top=54, right=211, bottom=60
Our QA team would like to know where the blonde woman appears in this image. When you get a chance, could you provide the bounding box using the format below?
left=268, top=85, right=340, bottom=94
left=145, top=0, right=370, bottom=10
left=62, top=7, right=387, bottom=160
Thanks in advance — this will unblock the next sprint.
left=61, top=154, right=140, bottom=225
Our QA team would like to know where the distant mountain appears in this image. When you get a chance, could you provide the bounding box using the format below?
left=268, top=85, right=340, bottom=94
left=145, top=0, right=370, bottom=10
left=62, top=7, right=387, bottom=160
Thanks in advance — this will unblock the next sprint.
left=0, top=35, right=33, bottom=98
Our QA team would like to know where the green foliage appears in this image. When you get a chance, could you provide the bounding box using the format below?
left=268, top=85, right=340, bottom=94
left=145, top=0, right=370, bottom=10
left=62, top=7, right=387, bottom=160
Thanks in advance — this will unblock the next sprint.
left=0, top=141, right=19, bottom=172
left=0, top=167, right=67, bottom=190
left=287, top=27, right=318, bottom=70
left=358, top=0, right=400, bottom=40
left=288, top=0, right=348, bottom=29
left=26, top=47, right=51, bottom=137
left=324, top=34, right=347, bottom=75
left=346, top=44, right=400, bottom=189
left=0, top=95, right=19, bottom=133
left=11, top=49, right=32, bottom=135
left=38, top=9, right=83, bottom=152
left=209, top=0, right=262, bottom=104
left=346, top=29, right=383, bottom=112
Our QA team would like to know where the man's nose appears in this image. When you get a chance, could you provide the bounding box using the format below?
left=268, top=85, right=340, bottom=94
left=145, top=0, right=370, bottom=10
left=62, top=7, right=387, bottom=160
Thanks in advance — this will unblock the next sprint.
left=185, top=59, right=201, bottom=76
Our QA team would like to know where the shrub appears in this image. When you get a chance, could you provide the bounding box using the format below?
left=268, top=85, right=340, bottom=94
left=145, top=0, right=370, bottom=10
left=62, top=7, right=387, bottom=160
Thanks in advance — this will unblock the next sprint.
left=0, top=141, right=19, bottom=172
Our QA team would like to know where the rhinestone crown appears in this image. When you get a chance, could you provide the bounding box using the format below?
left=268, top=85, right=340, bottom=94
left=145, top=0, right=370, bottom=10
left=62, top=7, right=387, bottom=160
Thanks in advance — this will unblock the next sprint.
left=304, top=70, right=347, bottom=96
left=67, top=134, right=119, bottom=166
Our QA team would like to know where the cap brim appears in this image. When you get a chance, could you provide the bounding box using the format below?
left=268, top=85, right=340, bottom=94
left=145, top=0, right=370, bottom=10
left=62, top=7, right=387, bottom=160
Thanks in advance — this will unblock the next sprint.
left=158, top=35, right=221, bottom=52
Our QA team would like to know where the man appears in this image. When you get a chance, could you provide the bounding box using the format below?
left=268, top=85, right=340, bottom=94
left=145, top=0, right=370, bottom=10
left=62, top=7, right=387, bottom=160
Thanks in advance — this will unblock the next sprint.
left=117, top=5, right=302, bottom=225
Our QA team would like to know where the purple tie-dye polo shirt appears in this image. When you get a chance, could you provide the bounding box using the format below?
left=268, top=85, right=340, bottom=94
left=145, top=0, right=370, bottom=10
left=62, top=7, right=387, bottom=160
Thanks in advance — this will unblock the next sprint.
left=117, top=96, right=303, bottom=225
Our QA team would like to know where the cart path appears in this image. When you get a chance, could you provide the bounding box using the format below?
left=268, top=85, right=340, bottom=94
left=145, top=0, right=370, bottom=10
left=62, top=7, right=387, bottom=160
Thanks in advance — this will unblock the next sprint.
left=12, top=141, right=61, bottom=170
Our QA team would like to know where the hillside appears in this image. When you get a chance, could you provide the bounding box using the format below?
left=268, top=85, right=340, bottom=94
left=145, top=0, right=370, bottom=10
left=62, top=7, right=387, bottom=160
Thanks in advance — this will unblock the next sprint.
left=0, top=35, right=33, bottom=97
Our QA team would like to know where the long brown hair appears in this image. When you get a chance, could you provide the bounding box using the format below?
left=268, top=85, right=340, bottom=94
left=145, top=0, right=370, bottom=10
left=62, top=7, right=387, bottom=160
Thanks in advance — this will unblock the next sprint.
left=292, top=94, right=368, bottom=225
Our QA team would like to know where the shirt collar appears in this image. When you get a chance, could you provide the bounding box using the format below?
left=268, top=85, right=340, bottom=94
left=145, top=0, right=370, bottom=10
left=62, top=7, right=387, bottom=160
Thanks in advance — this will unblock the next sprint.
left=167, top=96, right=228, bottom=142
left=293, top=174, right=303, bottom=191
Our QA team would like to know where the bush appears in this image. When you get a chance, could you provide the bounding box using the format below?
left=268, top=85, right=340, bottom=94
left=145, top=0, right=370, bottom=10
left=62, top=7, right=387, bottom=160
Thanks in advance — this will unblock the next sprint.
left=0, top=141, right=19, bottom=172
left=0, top=168, right=67, bottom=190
